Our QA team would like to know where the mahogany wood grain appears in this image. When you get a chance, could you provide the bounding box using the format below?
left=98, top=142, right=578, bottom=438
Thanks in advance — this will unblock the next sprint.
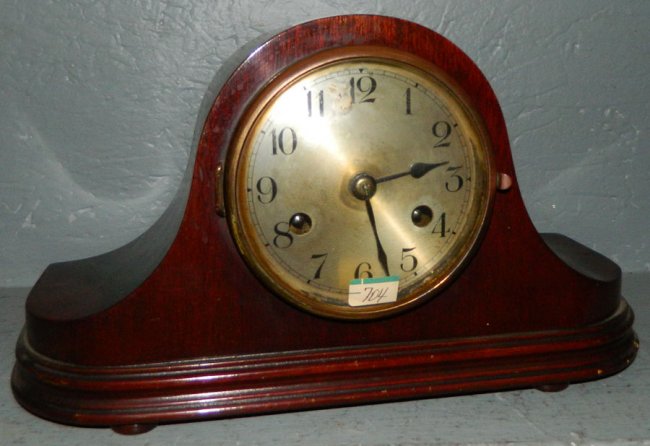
left=12, top=15, right=637, bottom=430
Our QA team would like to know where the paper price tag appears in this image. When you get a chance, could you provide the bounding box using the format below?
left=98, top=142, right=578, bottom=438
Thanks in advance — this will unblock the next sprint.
left=348, top=276, right=400, bottom=307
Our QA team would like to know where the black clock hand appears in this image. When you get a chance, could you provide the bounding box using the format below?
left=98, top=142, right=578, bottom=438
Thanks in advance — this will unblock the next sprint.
left=375, top=161, right=450, bottom=184
left=364, top=198, right=390, bottom=277
left=349, top=173, right=390, bottom=277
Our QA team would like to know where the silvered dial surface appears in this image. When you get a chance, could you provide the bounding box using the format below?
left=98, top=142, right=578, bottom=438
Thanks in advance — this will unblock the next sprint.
left=228, top=53, right=493, bottom=318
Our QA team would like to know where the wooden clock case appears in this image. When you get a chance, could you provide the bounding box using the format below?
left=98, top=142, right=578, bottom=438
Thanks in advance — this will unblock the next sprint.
left=12, top=15, right=637, bottom=433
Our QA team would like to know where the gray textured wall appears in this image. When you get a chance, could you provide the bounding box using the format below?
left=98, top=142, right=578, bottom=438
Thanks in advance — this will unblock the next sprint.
left=1, top=0, right=648, bottom=287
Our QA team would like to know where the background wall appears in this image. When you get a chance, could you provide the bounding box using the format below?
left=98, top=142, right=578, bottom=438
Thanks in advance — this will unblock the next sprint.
left=1, top=0, right=648, bottom=288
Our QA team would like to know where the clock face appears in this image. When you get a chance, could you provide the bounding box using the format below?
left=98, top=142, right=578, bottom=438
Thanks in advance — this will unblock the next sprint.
left=226, top=47, right=495, bottom=319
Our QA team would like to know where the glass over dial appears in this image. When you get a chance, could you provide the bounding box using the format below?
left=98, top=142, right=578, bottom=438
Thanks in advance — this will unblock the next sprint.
left=226, top=48, right=495, bottom=319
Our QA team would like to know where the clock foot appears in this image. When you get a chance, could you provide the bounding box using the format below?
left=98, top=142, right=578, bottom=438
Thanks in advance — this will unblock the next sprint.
left=537, top=383, right=569, bottom=393
left=111, top=423, right=157, bottom=435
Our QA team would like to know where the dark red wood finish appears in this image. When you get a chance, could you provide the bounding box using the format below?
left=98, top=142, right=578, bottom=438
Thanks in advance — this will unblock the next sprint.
left=12, top=15, right=637, bottom=431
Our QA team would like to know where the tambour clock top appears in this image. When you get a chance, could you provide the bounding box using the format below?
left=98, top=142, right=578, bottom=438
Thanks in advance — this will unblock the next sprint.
left=224, top=46, right=495, bottom=318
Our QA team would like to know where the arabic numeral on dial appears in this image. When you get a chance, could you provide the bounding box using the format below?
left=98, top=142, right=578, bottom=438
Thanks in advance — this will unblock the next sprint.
left=306, top=90, right=324, bottom=117
left=308, top=253, right=328, bottom=282
left=349, top=75, right=377, bottom=103
left=255, top=176, right=277, bottom=203
left=354, top=262, right=373, bottom=279
left=271, top=127, right=297, bottom=155
left=405, top=87, right=412, bottom=115
left=432, top=121, right=452, bottom=148
left=400, top=247, right=418, bottom=273
left=445, top=166, right=464, bottom=192
left=432, top=212, right=449, bottom=237
left=272, top=222, right=293, bottom=248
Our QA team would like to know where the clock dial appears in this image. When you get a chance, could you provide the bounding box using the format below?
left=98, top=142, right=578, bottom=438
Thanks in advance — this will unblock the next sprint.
left=227, top=47, right=495, bottom=318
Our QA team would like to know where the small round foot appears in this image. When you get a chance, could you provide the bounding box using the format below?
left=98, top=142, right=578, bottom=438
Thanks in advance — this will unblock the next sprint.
left=537, top=383, right=569, bottom=393
left=111, top=423, right=157, bottom=435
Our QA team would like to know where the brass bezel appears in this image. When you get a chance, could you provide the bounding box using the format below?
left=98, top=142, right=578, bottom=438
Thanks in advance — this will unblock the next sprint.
left=225, top=45, right=496, bottom=320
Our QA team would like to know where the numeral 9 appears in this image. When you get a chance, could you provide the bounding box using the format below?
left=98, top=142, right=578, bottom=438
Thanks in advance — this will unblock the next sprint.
left=256, top=177, right=277, bottom=204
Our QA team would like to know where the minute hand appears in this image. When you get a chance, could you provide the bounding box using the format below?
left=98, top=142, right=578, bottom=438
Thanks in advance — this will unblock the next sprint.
left=375, top=161, right=449, bottom=184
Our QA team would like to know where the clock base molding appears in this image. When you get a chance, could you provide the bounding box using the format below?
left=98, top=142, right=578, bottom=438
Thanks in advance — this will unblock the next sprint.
left=12, top=300, right=637, bottom=432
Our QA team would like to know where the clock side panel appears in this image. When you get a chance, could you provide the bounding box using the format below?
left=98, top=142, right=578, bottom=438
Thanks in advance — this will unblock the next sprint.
left=22, top=15, right=623, bottom=366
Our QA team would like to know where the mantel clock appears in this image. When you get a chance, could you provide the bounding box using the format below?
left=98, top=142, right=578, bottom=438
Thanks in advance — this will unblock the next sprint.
left=12, top=15, right=637, bottom=434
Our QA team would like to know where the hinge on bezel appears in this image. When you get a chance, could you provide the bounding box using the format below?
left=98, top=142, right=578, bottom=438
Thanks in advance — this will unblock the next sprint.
left=215, top=162, right=225, bottom=217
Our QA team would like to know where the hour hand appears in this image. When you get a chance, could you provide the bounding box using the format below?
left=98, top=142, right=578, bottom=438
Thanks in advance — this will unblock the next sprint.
left=375, top=161, right=449, bottom=184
